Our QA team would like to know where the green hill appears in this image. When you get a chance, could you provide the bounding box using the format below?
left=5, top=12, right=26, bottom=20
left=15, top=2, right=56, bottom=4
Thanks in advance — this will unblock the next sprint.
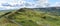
left=0, top=8, right=60, bottom=26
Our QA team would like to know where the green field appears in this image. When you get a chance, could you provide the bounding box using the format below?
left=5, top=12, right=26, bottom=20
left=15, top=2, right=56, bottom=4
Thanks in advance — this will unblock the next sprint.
left=0, top=12, right=6, bottom=16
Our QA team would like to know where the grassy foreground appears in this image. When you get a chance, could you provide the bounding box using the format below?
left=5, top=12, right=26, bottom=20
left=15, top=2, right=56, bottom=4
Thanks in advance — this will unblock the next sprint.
left=0, top=8, right=60, bottom=26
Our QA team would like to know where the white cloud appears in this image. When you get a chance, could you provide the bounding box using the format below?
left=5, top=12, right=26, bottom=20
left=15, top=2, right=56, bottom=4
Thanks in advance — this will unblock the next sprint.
left=21, top=0, right=48, bottom=8
left=0, top=0, right=49, bottom=10
left=50, top=2, right=60, bottom=7
left=55, top=2, right=60, bottom=7
left=37, top=0, right=48, bottom=7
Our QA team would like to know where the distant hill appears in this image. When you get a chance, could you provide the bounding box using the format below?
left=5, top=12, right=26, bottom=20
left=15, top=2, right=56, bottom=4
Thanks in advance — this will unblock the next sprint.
left=34, top=7, right=60, bottom=12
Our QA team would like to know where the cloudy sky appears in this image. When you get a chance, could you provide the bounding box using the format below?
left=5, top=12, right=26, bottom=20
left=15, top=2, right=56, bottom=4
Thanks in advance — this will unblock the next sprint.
left=0, top=0, right=60, bottom=10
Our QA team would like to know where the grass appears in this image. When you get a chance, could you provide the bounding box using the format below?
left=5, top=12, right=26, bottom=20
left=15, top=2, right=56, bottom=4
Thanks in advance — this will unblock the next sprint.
left=0, top=12, right=5, bottom=15
left=0, top=8, right=60, bottom=26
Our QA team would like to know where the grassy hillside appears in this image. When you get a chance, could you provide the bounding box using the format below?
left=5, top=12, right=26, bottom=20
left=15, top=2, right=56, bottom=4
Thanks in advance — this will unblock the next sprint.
left=0, top=10, right=16, bottom=16
left=0, top=8, right=60, bottom=26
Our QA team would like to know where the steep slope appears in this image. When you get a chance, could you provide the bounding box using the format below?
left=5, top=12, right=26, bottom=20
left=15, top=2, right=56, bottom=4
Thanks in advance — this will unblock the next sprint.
left=0, top=8, right=60, bottom=26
